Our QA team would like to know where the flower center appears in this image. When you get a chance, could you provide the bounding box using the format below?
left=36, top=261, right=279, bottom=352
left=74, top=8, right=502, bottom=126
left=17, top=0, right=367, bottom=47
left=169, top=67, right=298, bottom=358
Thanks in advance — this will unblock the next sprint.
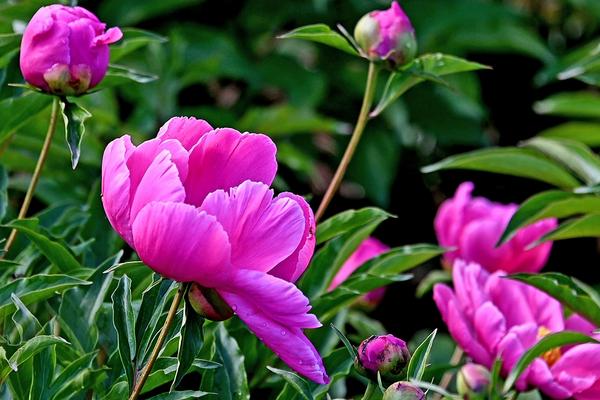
left=537, top=326, right=562, bottom=367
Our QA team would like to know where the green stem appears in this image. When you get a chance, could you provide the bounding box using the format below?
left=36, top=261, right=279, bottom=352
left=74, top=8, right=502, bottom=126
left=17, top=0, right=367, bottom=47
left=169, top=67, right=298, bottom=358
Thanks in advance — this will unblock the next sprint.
left=129, top=283, right=187, bottom=400
left=3, top=97, right=60, bottom=257
left=315, top=61, right=379, bottom=222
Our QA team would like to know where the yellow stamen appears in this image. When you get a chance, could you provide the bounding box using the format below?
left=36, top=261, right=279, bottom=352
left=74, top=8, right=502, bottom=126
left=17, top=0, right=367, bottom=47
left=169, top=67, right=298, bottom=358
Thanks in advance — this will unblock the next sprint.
left=538, top=326, right=562, bottom=367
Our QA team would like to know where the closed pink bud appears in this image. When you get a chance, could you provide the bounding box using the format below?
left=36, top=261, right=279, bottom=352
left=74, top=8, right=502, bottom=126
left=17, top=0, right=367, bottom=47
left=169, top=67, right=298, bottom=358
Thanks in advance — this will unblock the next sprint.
left=457, top=363, right=490, bottom=398
left=188, top=284, right=234, bottom=321
left=355, top=334, right=410, bottom=380
left=354, top=1, right=417, bottom=67
left=20, top=5, right=122, bottom=95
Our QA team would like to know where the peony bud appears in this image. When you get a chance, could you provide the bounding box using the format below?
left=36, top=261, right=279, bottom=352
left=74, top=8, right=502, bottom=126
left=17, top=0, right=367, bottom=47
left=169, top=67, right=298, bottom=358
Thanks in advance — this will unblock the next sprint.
left=457, top=363, right=491, bottom=398
left=355, top=334, right=411, bottom=380
left=354, top=1, right=417, bottom=67
left=383, top=381, right=425, bottom=400
left=188, top=284, right=234, bottom=321
left=20, top=5, right=122, bottom=95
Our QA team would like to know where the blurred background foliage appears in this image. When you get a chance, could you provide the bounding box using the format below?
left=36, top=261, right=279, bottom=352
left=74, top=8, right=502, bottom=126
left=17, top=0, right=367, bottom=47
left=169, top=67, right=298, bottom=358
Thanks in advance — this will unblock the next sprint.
left=1, top=0, right=600, bottom=376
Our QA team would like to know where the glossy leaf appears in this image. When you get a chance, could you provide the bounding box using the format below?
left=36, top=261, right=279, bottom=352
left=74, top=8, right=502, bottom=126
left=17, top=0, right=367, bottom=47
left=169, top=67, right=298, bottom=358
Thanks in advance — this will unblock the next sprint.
left=0, top=165, right=7, bottom=222
left=0, top=274, right=90, bottom=319
left=421, top=147, right=580, bottom=189
left=316, top=207, right=393, bottom=245
left=523, top=137, right=600, bottom=185
left=110, top=28, right=168, bottom=62
left=111, top=275, right=136, bottom=390
left=537, top=214, right=600, bottom=243
left=278, top=24, right=358, bottom=56
left=372, top=53, right=490, bottom=116
left=503, top=331, right=597, bottom=393
left=534, top=92, right=600, bottom=118
left=330, top=324, right=356, bottom=359
left=99, top=64, right=158, bottom=88
left=3, top=218, right=82, bottom=272
left=147, top=391, right=213, bottom=400
left=499, top=190, right=600, bottom=244
left=0, top=335, right=68, bottom=381
left=540, top=122, right=600, bottom=147
left=47, top=352, right=96, bottom=400
left=0, top=93, right=52, bottom=143
left=172, top=299, right=205, bottom=390
left=406, top=329, right=437, bottom=381
left=59, top=98, right=91, bottom=169
left=213, top=324, right=250, bottom=400
left=509, top=272, right=600, bottom=326
left=268, top=367, right=313, bottom=400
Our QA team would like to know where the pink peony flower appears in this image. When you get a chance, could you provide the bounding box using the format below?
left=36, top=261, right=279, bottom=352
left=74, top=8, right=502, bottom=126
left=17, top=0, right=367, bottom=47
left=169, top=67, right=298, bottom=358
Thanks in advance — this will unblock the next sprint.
left=434, top=260, right=600, bottom=399
left=20, top=4, right=122, bottom=95
left=101, top=117, right=327, bottom=384
left=354, top=1, right=417, bottom=66
left=434, top=182, right=557, bottom=273
left=328, top=237, right=389, bottom=308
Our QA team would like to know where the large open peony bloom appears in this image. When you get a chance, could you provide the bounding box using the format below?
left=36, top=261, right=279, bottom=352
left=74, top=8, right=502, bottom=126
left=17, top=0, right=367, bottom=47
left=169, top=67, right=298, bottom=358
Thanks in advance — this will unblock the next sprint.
left=434, top=260, right=600, bottom=399
left=434, top=182, right=557, bottom=273
left=328, top=237, right=389, bottom=308
left=101, top=116, right=328, bottom=384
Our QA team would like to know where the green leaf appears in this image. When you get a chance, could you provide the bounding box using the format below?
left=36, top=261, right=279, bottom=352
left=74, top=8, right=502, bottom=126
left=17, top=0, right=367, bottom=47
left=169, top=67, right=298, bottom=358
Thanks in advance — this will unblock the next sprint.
left=0, top=274, right=90, bottom=319
left=136, top=277, right=175, bottom=363
left=147, top=391, right=213, bottom=400
left=100, top=381, right=129, bottom=400
left=540, top=122, right=600, bottom=147
left=0, top=165, right=8, bottom=222
left=372, top=53, right=490, bottom=116
left=421, top=147, right=580, bottom=189
left=534, top=92, right=600, bottom=118
left=416, top=270, right=451, bottom=298
left=10, top=293, right=42, bottom=343
left=406, top=329, right=437, bottom=381
left=172, top=299, right=205, bottom=390
left=110, top=28, right=168, bottom=62
left=268, top=366, right=314, bottom=400
left=0, top=93, right=52, bottom=143
left=111, top=275, right=136, bottom=390
left=98, top=64, right=158, bottom=89
left=142, top=357, right=221, bottom=394
left=523, top=137, right=600, bottom=185
left=29, top=322, right=57, bottom=400
left=47, top=352, right=96, bottom=400
left=3, top=218, right=82, bottom=272
left=499, top=191, right=600, bottom=244
left=360, top=244, right=445, bottom=276
left=310, top=348, right=353, bottom=399
left=278, top=24, right=358, bottom=56
left=316, top=207, right=393, bottom=245
left=537, top=214, right=600, bottom=242
left=0, top=335, right=68, bottom=381
left=508, top=273, right=600, bottom=326
left=214, top=324, right=249, bottom=400
left=59, top=98, right=91, bottom=169
left=503, top=331, right=597, bottom=393
left=330, top=324, right=357, bottom=359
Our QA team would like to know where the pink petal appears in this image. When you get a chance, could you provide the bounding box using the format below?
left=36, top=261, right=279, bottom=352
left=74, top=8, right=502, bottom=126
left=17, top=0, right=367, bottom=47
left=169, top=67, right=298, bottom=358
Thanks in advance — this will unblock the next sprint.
left=576, top=380, right=600, bottom=400
left=552, top=343, right=600, bottom=395
left=474, top=301, right=507, bottom=354
left=270, top=193, right=317, bottom=283
left=459, top=219, right=511, bottom=273
left=129, top=149, right=186, bottom=221
left=101, top=136, right=135, bottom=245
left=131, top=202, right=231, bottom=285
left=157, top=117, right=214, bottom=151
left=452, top=260, right=490, bottom=320
left=218, top=269, right=328, bottom=384
left=93, top=27, right=122, bottom=45
left=185, top=128, right=277, bottom=206
left=200, top=181, right=305, bottom=272
left=328, top=237, right=388, bottom=290
left=496, top=324, right=539, bottom=391
left=565, top=315, right=596, bottom=335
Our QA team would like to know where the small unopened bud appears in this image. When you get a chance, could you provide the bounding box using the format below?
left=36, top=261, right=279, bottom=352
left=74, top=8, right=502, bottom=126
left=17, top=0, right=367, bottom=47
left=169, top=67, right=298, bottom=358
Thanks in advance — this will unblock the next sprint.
left=188, top=284, right=233, bottom=321
left=457, top=363, right=491, bottom=398
left=353, top=1, right=417, bottom=67
left=355, top=334, right=411, bottom=381
left=383, top=381, right=425, bottom=400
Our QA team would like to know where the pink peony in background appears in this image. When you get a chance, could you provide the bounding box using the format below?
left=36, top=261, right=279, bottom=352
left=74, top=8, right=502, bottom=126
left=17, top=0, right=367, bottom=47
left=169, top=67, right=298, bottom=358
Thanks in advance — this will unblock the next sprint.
left=435, top=182, right=557, bottom=273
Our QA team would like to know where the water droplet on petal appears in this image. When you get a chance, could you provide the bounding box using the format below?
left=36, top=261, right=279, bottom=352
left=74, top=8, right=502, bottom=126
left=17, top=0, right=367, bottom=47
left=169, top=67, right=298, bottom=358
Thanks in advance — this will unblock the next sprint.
left=280, top=330, right=287, bottom=336
left=232, top=304, right=238, bottom=311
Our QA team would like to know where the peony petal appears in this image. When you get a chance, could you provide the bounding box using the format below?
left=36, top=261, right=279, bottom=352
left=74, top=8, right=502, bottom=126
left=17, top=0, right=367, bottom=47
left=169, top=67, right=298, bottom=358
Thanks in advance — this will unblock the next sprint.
left=565, top=315, right=596, bottom=335
left=270, top=193, right=317, bottom=283
left=576, top=380, right=600, bottom=400
left=452, top=260, right=490, bottom=321
left=93, top=27, right=122, bottom=45
left=474, top=301, right=507, bottom=354
left=129, top=149, right=186, bottom=221
left=101, top=136, right=135, bottom=245
left=200, top=181, right=305, bottom=272
left=459, top=219, right=512, bottom=273
left=185, top=128, right=277, bottom=206
left=551, top=343, right=600, bottom=395
left=218, top=269, right=328, bottom=384
left=328, top=237, right=388, bottom=291
left=157, top=116, right=214, bottom=151
left=132, top=202, right=231, bottom=285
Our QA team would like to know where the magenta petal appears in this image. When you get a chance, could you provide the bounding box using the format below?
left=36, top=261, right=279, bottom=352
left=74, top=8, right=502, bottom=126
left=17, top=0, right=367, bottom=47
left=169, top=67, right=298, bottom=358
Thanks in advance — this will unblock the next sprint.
left=185, top=128, right=277, bottom=206
left=218, top=269, right=328, bottom=384
left=552, top=344, right=600, bottom=394
left=565, top=315, right=596, bottom=335
left=328, top=237, right=388, bottom=290
left=200, top=181, right=305, bottom=272
left=129, top=149, right=186, bottom=221
left=131, top=202, right=231, bottom=285
left=576, top=380, right=600, bottom=400
left=101, top=136, right=135, bottom=245
left=269, top=193, right=316, bottom=283
left=93, top=27, right=122, bottom=45
left=157, top=116, right=214, bottom=151
left=474, top=302, right=506, bottom=354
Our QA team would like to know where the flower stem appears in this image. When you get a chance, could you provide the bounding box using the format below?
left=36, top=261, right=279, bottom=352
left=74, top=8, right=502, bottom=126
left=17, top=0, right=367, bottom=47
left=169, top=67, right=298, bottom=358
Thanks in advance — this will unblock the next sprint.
left=129, top=282, right=187, bottom=400
left=3, top=97, right=60, bottom=257
left=433, top=347, right=463, bottom=400
left=315, top=61, right=379, bottom=223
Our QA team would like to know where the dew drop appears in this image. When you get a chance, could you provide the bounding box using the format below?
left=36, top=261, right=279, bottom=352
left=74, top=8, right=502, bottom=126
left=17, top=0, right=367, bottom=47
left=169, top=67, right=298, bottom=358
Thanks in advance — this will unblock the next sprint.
left=299, top=360, right=303, bottom=365
left=232, top=304, right=238, bottom=311
left=280, top=330, right=287, bottom=336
